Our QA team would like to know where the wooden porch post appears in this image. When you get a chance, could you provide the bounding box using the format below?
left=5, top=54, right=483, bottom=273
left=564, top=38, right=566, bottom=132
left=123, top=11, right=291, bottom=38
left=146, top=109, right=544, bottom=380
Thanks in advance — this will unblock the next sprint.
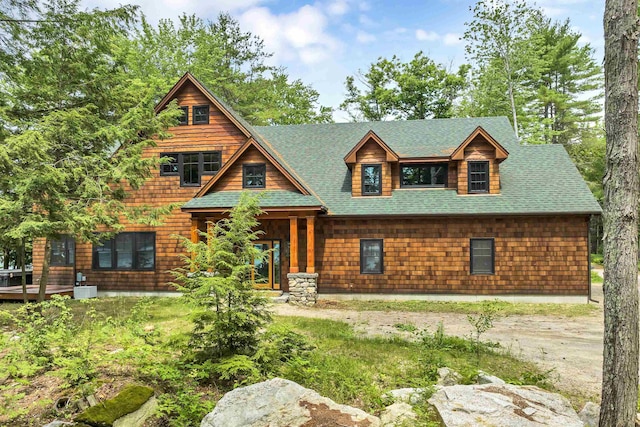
left=190, top=217, right=199, bottom=244
left=289, top=216, right=299, bottom=273
left=190, top=217, right=198, bottom=272
left=306, top=215, right=315, bottom=273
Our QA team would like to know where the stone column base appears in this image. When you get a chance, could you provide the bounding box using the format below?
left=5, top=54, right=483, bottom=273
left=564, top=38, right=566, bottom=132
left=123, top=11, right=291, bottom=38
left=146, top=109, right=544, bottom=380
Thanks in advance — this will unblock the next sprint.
left=287, top=273, right=318, bottom=306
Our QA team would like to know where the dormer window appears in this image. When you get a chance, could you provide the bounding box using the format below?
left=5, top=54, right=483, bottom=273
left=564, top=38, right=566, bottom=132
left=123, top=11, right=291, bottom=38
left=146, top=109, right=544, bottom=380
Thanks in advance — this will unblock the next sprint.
left=178, top=106, right=188, bottom=125
left=193, top=105, right=209, bottom=124
left=468, top=161, right=489, bottom=193
left=243, top=164, right=266, bottom=188
left=401, top=163, right=448, bottom=188
left=362, top=164, right=382, bottom=196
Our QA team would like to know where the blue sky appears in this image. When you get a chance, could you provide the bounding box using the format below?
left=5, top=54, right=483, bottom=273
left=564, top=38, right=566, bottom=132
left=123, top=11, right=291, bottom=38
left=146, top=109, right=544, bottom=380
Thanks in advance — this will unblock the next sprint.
left=82, top=0, right=604, bottom=121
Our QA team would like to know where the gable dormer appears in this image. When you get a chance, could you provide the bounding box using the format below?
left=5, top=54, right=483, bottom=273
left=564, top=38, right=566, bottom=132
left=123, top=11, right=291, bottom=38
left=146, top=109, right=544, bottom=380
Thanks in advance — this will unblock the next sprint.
left=344, top=130, right=398, bottom=197
left=196, top=138, right=310, bottom=196
left=450, top=127, right=509, bottom=195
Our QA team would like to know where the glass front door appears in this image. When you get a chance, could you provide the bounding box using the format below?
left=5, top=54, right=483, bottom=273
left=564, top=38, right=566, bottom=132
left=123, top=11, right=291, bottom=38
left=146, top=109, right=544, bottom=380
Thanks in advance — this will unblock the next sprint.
left=252, top=240, right=281, bottom=290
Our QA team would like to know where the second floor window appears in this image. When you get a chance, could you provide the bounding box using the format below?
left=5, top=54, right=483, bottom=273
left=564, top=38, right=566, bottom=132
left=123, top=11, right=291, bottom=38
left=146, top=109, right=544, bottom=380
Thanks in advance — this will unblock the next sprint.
left=193, top=105, right=209, bottom=124
left=243, top=164, right=266, bottom=188
left=178, top=106, right=188, bottom=125
left=362, top=164, right=382, bottom=196
left=401, top=163, right=448, bottom=187
left=468, top=161, right=489, bottom=193
left=160, top=152, right=222, bottom=186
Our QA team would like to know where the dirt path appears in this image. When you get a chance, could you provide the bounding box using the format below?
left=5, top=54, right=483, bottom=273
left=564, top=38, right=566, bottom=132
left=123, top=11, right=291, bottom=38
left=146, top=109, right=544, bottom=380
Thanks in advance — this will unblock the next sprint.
left=274, top=299, right=604, bottom=402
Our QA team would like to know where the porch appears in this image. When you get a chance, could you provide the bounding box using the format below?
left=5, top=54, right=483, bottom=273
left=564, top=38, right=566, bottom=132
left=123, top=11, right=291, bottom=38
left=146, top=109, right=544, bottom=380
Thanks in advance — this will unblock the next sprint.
left=188, top=210, right=320, bottom=293
left=0, top=284, right=74, bottom=301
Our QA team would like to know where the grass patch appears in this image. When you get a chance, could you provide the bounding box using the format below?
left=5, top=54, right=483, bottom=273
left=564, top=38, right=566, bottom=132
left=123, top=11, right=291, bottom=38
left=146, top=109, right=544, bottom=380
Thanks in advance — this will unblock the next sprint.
left=0, top=297, right=586, bottom=426
left=317, top=299, right=598, bottom=317
left=591, top=270, right=603, bottom=284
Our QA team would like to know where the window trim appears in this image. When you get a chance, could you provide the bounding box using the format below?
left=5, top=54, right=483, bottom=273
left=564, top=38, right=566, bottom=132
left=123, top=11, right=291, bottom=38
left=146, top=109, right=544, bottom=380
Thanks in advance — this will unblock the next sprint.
left=178, top=106, right=189, bottom=125
left=50, top=235, right=75, bottom=267
left=192, top=105, right=210, bottom=125
left=400, top=163, right=448, bottom=188
left=361, top=163, right=382, bottom=196
left=92, top=232, right=156, bottom=271
left=468, top=161, right=490, bottom=194
left=242, top=163, right=267, bottom=189
left=360, top=239, right=384, bottom=274
left=470, top=238, right=495, bottom=275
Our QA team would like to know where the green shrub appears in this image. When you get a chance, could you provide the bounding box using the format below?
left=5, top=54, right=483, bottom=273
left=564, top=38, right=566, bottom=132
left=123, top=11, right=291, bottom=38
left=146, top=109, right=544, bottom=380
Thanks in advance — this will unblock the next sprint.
left=75, top=384, right=154, bottom=427
left=590, top=253, right=604, bottom=265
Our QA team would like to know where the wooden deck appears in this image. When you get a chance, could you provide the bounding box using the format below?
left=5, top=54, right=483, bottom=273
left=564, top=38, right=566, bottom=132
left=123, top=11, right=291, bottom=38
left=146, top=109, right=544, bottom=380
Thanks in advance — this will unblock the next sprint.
left=0, top=285, right=74, bottom=301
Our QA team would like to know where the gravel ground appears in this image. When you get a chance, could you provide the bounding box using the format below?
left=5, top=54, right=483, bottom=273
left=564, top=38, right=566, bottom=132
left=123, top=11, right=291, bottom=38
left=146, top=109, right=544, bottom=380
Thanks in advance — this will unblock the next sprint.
left=274, top=276, right=606, bottom=402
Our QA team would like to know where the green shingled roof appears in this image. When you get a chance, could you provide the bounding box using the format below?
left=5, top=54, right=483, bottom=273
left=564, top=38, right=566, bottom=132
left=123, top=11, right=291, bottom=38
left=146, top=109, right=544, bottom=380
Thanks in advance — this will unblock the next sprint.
left=184, top=111, right=600, bottom=215
left=248, top=117, right=602, bottom=216
left=183, top=190, right=322, bottom=210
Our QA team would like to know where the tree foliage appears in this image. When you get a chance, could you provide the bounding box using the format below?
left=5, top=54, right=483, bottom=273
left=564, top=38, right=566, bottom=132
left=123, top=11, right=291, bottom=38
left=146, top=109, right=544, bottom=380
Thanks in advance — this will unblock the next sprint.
left=340, top=52, right=469, bottom=121
left=122, top=13, right=332, bottom=126
left=0, top=0, right=178, bottom=301
left=462, top=0, right=601, bottom=144
left=172, top=192, right=271, bottom=360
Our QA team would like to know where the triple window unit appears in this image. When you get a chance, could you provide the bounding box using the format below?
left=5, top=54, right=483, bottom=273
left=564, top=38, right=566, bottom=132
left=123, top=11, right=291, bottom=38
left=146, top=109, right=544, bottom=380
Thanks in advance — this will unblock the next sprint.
left=93, top=232, right=155, bottom=271
left=178, top=105, right=209, bottom=125
left=160, top=151, right=221, bottom=186
left=360, top=161, right=488, bottom=194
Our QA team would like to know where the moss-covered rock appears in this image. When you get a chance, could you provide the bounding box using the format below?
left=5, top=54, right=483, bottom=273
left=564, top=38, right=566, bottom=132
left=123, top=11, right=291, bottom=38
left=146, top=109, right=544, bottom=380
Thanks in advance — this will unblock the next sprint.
left=74, top=385, right=154, bottom=427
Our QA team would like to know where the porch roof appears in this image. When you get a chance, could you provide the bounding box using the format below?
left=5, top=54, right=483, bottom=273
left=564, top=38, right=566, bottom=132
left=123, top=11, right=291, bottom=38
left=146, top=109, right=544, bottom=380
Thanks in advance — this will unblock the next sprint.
left=182, top=190, right=324, bottom=211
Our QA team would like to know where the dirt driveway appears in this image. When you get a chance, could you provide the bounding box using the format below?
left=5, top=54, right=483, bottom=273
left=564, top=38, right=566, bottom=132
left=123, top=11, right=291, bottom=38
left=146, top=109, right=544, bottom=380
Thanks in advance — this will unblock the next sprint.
left=274, top=291, right=605, bottom=402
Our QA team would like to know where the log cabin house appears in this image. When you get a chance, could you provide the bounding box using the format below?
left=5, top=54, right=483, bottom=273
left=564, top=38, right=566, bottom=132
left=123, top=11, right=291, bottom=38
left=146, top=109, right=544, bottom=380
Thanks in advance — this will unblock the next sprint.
left=32, top=73, right=602, bottom=301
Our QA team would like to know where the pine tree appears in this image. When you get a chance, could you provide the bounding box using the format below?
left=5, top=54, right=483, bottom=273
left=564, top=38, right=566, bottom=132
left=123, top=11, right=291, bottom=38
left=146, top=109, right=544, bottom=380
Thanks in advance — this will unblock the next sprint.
left=172, top=192, right=271, bottom=360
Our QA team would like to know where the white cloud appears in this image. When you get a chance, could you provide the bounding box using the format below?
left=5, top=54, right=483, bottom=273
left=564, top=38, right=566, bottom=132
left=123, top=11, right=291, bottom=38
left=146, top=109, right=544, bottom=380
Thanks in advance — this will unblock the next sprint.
left=356, top=30, right=376, bottom=43
left=359, top=14, right=375, bottom=26
left=443, top=33, right=462, bottom=46
left=415, top=29, right=439, bottom=41
left=327, top=0, right=349, bottom=16
left=238, top=5, right=342, bottom=65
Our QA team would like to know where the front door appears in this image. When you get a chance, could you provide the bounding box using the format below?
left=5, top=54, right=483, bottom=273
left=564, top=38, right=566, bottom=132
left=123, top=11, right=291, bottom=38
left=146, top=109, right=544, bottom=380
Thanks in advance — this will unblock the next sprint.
left=252, top=240, right=281, bottom=290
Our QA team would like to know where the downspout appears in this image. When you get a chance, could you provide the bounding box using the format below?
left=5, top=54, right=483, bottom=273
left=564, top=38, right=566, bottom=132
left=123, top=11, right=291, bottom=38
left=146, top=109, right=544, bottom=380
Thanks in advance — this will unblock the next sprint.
left=588, top=215, right=598, bottom=303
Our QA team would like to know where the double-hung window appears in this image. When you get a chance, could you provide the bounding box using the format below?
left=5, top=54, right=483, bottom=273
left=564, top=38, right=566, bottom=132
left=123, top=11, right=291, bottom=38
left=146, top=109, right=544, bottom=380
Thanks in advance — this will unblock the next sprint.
left=193, top=105, right=209, bottom=124
left=401, top=163, right=448, bottom=187
left=468, top=161, right=489, bottom=193
left=360, top=239, right=383, bottom=274
left=243, top=164, right=266, bottom=188
left=178, top=106, right=189, bottom=125
left=51, top=236, right=75, bottom=266
left=470, top=238, right=495, bottom=274
left=93, top=232, right=155, bottom=271
left=361, top=164, right=382, bottom=196
left=160, top=151, right=222, bottom=186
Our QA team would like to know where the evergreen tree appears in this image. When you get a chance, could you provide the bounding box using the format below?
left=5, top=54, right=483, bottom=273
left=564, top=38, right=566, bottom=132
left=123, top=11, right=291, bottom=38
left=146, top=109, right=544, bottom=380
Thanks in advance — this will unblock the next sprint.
left=0, top=0, right=178, bottom=301
left=172, top=192, right=271, bottom=360
left=122, top=13, right=332, bottom=125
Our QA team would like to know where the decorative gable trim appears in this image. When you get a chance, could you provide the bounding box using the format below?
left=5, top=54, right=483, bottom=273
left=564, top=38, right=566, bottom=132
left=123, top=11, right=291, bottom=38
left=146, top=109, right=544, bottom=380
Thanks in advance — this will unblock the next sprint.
left=195, top=138, right=310, bottom=197
left=154, top=72, right=252, bottom=139
left=344, top=130, right=399, bottom=164
left=450, top=126, right=509, bottom=162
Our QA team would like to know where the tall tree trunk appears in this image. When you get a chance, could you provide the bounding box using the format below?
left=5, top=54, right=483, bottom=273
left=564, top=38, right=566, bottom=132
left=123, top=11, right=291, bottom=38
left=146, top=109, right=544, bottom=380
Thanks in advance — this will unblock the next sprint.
left=20, top=238, right=27, bottom=304
left=38, top=237, right=51, bottom=303
left=600, top=1, right=640, bottom=425
left=3, top=248, right=9, bottom=269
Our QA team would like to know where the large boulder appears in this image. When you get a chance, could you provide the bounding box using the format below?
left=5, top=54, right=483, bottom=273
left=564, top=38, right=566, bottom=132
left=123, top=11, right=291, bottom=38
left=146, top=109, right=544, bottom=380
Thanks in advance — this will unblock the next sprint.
left=428, top=383, right=583, bottom=427
left=379, top=402, right=417, bottom=426
left=578, top=402, right=599, bottom=427
left=201, top=378, right=380, bottom=427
